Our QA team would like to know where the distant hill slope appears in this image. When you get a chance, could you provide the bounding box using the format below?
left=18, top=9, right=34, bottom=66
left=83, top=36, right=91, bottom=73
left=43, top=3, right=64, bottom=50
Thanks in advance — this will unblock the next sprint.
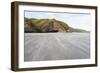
left=24, top=17, right=88, bottom=33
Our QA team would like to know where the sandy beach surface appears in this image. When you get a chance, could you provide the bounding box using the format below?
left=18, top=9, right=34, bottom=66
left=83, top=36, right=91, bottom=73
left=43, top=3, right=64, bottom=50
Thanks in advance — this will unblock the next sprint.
left=24, top=33, right=90, bottom=61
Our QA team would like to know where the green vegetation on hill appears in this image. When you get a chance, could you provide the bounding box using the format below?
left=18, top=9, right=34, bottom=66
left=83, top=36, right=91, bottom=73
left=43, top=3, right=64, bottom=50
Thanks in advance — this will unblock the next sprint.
left=24, top=17, right=88, bottom=33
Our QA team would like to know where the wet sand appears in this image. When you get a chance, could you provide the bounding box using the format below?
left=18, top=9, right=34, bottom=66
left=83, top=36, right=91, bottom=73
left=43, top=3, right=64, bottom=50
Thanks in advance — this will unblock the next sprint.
left=24, top=33, right=90, bottom=61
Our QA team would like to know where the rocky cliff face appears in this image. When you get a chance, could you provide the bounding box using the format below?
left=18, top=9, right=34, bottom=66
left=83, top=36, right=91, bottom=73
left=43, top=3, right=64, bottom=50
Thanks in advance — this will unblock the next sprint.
left=24, top=17, right=88, bottom=33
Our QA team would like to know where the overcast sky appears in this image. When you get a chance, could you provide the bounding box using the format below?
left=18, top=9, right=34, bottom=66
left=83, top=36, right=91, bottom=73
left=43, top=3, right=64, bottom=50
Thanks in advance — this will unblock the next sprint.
left=25, top=11, right=91, bottom=31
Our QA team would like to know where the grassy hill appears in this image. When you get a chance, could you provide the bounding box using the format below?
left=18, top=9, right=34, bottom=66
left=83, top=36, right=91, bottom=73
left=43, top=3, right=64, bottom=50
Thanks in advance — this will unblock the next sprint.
left=24, top=17, right=88, bottom=33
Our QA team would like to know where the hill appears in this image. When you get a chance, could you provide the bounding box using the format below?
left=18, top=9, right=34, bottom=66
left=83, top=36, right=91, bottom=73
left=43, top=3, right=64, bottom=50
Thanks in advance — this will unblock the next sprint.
left=24, top=17, right=88, bottom=33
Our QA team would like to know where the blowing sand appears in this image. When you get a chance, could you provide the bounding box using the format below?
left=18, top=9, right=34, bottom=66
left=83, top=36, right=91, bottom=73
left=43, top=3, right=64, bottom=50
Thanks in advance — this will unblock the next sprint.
left=24, top=33, right=90, bottom=61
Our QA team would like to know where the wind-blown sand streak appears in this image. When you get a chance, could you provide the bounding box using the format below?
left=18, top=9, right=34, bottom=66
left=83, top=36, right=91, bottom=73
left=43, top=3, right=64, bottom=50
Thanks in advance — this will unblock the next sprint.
left=24, top=33, right=90, bottom=61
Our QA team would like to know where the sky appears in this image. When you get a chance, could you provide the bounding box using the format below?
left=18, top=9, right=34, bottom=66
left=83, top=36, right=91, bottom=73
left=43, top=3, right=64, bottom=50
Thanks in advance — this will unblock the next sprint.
left=24, top=11, right=91, bottom=31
